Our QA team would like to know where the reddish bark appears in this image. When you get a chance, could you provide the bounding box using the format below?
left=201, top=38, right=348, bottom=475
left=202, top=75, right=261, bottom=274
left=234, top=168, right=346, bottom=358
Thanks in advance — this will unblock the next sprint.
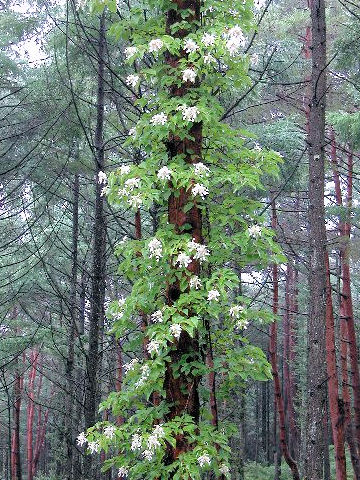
left=27, top=351, right=39, bottom=480
left=11, top=353, right=24, bottom=480
left=270, top=201, right=300, bottom=480
left=330, top=136, right=360, bottom=465
left=325, top=253, right=347, bottom=480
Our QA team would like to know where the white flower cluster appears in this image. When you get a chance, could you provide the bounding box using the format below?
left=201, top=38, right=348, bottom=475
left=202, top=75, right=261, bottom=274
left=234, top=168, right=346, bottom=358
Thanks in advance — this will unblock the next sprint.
left=124, top=358, right=139, bottom=374
left=104, top=425, right=116, bottom=439
left=192, top=183, right=209, bottom=199
left=135, top=364, right=150, bottom=388
left=77, top=432, right=87, bottom=446
left=188, top=239, right=210, bottom=263
left=118, top=176, right=142, bottom=208
left=183, top=68, right=197, bottom=83
left=150, top=112, right=168, bottom=126
left=177, top=104, right=200, bottom=122
left=148, top=238, right=163, bottom=261
left=201, top=33, right=216, bottom=47
left=225, top=25, right=246, bottom=56
left=149, top=38, right=164, bottom=53
left=125, top=46, right=137, bottom=60
left=190, top=275, right=202, bottom=289
left=88, top=441, right=100, bottom=454
left=229, top=305, right=244, bottom=319
left=193, top=162, right=210, bottom=177
left=157, top=166, right=172, bottom=181
left=147, top=340, right=160, bottom=356
left=126, top=74, right=140, bottom=88
left=208, top=289, right=220, bottom=301
left=236, top=318, right=249, bottom=330
left=176, top=252, right=192, bottom=268
left=151, top=310, right=163, bottom=323
left=254, top=0, right=266, bottom=9
left=120, top=165, right=131, bottom=175
left=98, top=171, right=107, bottom=185
left=219, top=464, right=230, bottom=475
left=197, top=452, right=211, bottom=467
left=170, top=323, right=182, bottom=339
left=248, top=225, right=262, bottom=238
left=142, top=424, right=166, bottom=461
left=184, top=38, right=199, bottom=53
left=131, top=433, right=142, bottom=451
left=204, top=54, right=216, bottom=64
left=118, top=466, right=129, bottom=478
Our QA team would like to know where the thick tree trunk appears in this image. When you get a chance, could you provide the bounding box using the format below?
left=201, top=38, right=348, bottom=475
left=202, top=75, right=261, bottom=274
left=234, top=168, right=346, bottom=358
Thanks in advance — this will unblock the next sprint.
left=162, top=0, right=202, bottom=469
left=304, top=0, right=327, bottom=478
left=270, top=201, right=300, bottom=480
left=325, top=253, right=347, bottom=479
left=84, top=12, right=107, bottom=479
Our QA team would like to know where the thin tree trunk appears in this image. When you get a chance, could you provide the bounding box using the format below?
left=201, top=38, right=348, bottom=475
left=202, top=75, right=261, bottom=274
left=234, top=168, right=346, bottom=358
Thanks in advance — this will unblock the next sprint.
left=270, top=200, right=300, bottom=480
left=305, top=0, right=327, bottom=477
left=27, top=351, right=39, bottom=480
left=325, top=253, right=347, bottom=479
left=11, top=355, right=23, bottom=480
left=84, top=12, right=107, bottom=479
left=65, top=172, right=80, bottom=480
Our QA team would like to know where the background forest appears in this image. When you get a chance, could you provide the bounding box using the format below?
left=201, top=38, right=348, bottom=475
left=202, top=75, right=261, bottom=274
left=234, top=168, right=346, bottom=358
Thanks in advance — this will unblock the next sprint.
left=0, top=0, right=359, bottom=479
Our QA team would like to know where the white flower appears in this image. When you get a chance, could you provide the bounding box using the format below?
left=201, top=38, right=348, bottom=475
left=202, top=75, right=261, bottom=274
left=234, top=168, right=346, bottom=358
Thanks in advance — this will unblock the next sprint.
left=188, top=239, right=210, bottom=263
left=124, top=358, right=139, bottom=374
left=88, top=441, right=100, bottom=454
left=128, top=195, right=143, bottom=208
left=118, top=466, right=129, bottom=478
left=98, top=171, right=107, bottom=184
left=147, top=340, right=160, bottom=356
left=230, top=305, right=244, bottom=318
left=253, top=142, right=262, bottom=151
left=131, top=433, right=142, bottom=451
left=193, top=162, right=210, bottom=176
left=176, top=252, right=191, bottom=268
left=236, top=318, right=249, bottom=330
left=170, top=323, right=182, bottom=339
left=118, top=296, right=126, bottom=307
left=76, top=432, right=87, bottom=446
left=248, top=225, right=262, bottom=237
left=128, top=127, right=137, bottom=137
left=157, top=166, right=172, bottom=181
left=151, top=310, right=163, bottom=323
left=192, top=183, right=209, bottom=199
left=150, top=112, right=168, bottom=126
left=125, top=177, right=140, bottom=190
left=204, top=54, right=216, bottom=64
left=120, top=165, right=131, bottom=175
left=142, top=449, right=153, bottom=461
left=208, top=289, right=220, bottom=301
left=100, top=186, right=109, bottom=197
left=148, top=238, right=163, bottom=261
left=254, top=0, right=266, bottom=9
left=147, top=435, right=161, bottom=450
left=126, top=74, right=140, bottom=88
left=201, top=33, right=216, bottom=47
left=184, top=38, right=199, bottom=53
left=219, top=464, right=230, bottom=475
left=226, top=37, right=244, bottom=56
left=153, top=424, right=165, bottom=438
left=135, top=364, right=150, bottom=388
left=228, top=25, right=245, bottom=39
left=149, top=39, right=164, bottom=52
left=190, top=275, right=202, bottom=289
left=183, top=106, right=200, bottom=122
left=118, top=236, right=129, bottom=245
left=125, top=46, right=137, bottom=59
left=197, top=453, right=211, bottom=467
left=104, top=425, right=116, bottom=439
left=182, top=68, right=197, bottom=83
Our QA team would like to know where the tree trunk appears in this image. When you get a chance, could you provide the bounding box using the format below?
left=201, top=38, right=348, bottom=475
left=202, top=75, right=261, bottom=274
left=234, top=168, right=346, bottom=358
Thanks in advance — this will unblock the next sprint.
left=11, top=356, right=23, bottom=480
left=84, top=11, right=107, bottom=479
left=27, top=351, right=39, bottom=480
left=65, top=172, right=80, bottom=480
left=162, top=0, right=202, bottom=468
left=270, top=200, right=300, bottom=480
left=325, top=253, right=347, bottom=479
left=305, top=0, right=327, bottom=478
